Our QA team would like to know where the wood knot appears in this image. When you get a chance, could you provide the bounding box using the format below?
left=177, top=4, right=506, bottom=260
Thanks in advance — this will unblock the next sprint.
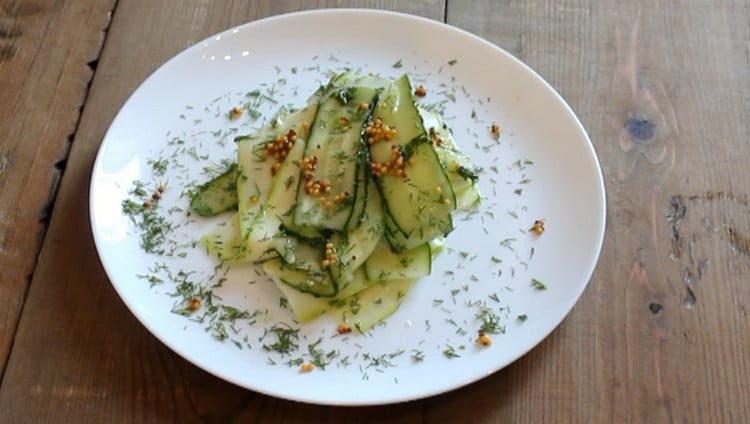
left=683, top=287, right=697, bottom=309
left=625, top=118, right=655, bottom=141
left=648, top=303, right=663, bottom=314
left=0, top=20, right=21, bottom=38
left=727, top=226, right=750, bottom=256
left=1, top=1, right=42, bottom=17
left=0, top=44, right=14, bottom=62
left=667, top=195, right=687, bottom=259
left=0, top=154, right=8, bottom=176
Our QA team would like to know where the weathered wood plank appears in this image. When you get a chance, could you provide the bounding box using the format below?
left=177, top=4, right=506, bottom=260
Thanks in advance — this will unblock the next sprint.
left=429, top=0, right=750, bottom=422
left=0, top=0, right=117, bottom=377
left=0, top=1, right=443, bottom=422
left=5, top=0, right=748, bottom=421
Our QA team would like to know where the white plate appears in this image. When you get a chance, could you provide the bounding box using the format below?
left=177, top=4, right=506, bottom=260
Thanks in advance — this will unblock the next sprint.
left=91, top=9, right=605, bottom=405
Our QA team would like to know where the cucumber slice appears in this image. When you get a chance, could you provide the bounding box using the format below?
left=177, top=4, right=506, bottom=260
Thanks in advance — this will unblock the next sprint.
left=344, top=161, right=369, bottom=231
left=428, top=237, right=446, bottom=256
left=294, top=86, right=379, bottom=230
left=201, top=213, right=242, bottom=262
left=235, top=104, right=318, bottom=262
left=328, top=181, right=384, bottom=287
left=341, top=73, right=390, bottom=90
left=313, top=71, right=356, bottom=98
left=369, top=77, right=425, bottom=162
left=250, top=137, right=325, bottom=262
left=438, top=149, right=477, bottom=197
left=335, top=279, right=415, bottom=332
left=364, top=241, right=431, bottom=281
left=201, top=144, right=331, bottom=262
left=379, top=147, right=455, bottom=252
left=272, top=276, right=330, bottom=322
left=372, top=75, right=455, bottom=251
left=314, top=72, right=385, bottom=232
left=421, top=108, right=480, bottom=198
left=263, top=240, right=336, bottom=297
left=263, top=258, right=335, bottom=298
left=271, top=132, right=324, bottom=240
left=268, top=266, right=374, bottom=322
left=189, top=165, right=238, bottom=216
left=455, top=184, right=482, bottom=211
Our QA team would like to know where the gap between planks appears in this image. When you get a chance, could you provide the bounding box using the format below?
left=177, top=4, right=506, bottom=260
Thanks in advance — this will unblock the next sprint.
left=0, top=0, right=121, bottom=383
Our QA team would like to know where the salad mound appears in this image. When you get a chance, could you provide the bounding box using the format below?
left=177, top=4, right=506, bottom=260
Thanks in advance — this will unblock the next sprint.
left=192, top=72, right=481, bottom=331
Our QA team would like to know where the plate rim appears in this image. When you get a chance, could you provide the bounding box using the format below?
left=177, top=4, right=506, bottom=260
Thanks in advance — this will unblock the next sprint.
left=89, top=7, right=607, bottom=406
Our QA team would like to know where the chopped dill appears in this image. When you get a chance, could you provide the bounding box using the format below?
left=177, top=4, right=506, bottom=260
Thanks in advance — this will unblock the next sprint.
left=308, top=338, right=338, bottom=370
left=148, top=158, right=169, bottom=176
left=262, top=323, right=300, bottom=355
left=531, top=278, right=547, bottom=290
left=443, top=345, right=461, bottom=359
left=210, top=322, right=229, bottom=341
left=475, top=303, right=505, bottom=334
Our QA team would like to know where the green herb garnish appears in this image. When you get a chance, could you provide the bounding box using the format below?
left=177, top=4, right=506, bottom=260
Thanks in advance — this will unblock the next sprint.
left=443, top=345, right=461, bottom=359
left=531, top=279, right=547, bottom=290
left=335, top=87, right=357, bottom=104
left=457, top=166, right=479, bottom=181
left=307, top=338, right=338, bottom=370
left=148, top=158, right=169, bottom=176
left=121, top=182, right=176, bottom=255
left=476, top=304, right=504, bottom=334
left=210, top=322, right=229, bottom=341
left=219, top=305, right=255, bottom=323
left=262, top=323, right=300, bottom=355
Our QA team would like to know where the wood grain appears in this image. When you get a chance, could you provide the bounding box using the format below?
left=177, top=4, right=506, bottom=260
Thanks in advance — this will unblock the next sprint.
left=0, top=0, right=117, bottom=377
left=1, top=0, right=748, bottom=422
left=0, top=1, right=443, bottom=422
left=430, top=0, right=750, bottom=422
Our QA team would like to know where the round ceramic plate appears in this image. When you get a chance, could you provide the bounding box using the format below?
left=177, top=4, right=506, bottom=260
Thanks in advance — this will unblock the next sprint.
left=91, top=9, right=605, bottom=405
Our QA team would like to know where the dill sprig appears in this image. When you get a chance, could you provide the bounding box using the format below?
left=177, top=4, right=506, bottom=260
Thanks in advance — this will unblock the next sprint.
left=531, top=278, right=547, bottom=290
left=363, top=349, right=404, bottom=370
left=307, top=338, right=339, bottom=370
left=443, top=345, right=461, bottom=359
left=262, top=323, right=300, bottom=355
left=121, top=181, right=177, bottom=255
left=475, top=303, right=505, bottom=335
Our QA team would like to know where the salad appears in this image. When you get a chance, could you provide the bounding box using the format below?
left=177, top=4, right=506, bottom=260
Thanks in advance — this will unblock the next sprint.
left=190, top=72, right=481, bottom=332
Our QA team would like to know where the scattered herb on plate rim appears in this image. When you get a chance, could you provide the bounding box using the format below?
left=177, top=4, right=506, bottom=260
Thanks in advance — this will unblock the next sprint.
left=531, top=278, right=547, bottom=290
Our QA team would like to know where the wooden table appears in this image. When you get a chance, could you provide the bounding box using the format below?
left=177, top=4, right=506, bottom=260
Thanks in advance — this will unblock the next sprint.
left=0, top=0, right=747, bottom=421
